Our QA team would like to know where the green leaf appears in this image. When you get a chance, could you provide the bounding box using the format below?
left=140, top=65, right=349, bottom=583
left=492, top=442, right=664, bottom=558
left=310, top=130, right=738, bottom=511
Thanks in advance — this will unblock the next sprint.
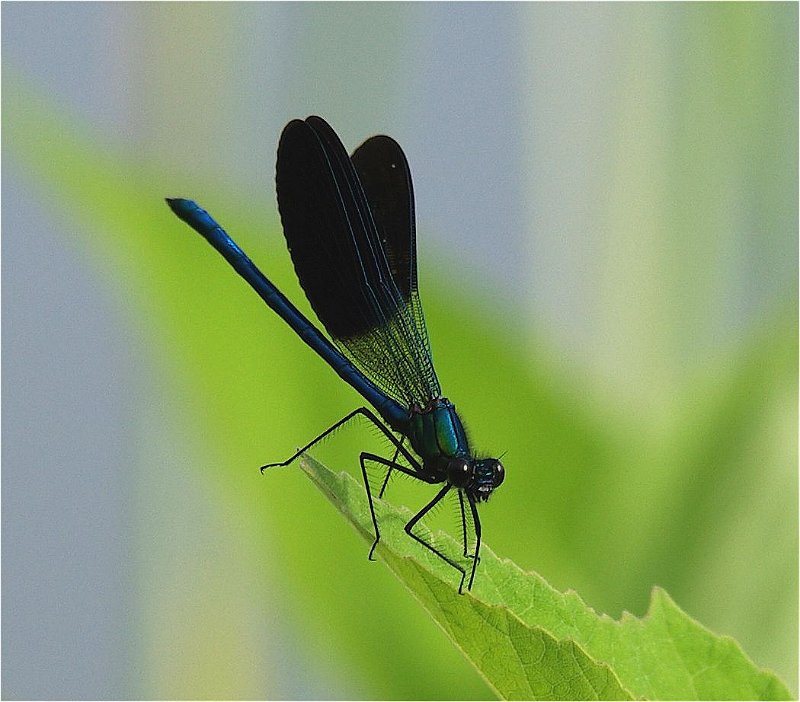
left=302, top=456, right=791, bottom=701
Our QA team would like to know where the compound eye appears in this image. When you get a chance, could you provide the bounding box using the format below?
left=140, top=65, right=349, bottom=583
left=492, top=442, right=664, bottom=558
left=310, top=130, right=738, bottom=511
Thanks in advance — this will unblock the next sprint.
left=447, top=458, right=471, bottom=487
left=492, top=460, right=505, bottom=487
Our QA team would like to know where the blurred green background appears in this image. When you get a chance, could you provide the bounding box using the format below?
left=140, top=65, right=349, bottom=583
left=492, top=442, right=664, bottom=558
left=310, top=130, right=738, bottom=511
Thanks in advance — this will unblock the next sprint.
left=3, top=3, right=796, bottom=699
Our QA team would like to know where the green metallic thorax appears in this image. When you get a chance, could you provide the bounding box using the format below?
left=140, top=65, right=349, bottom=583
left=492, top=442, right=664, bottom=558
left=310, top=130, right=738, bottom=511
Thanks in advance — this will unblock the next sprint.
left=407, top=398, right=470, bottom=471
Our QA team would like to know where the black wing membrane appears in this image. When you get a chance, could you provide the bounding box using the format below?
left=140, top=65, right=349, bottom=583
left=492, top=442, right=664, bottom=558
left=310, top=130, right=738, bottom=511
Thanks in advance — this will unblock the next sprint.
left=350, top=134, right=434, bottom=369
left=275, top=116, right=441, bottom=407
left=350, top=135, right=416, bottom=302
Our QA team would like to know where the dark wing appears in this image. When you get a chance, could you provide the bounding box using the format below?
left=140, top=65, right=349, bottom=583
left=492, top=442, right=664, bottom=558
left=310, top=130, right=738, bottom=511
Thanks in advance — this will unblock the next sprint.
left=275, top=116, right=440, bottom=406
left=350, top=134, right=434, bottom=368
left=350, top=135, right=416, bottom=302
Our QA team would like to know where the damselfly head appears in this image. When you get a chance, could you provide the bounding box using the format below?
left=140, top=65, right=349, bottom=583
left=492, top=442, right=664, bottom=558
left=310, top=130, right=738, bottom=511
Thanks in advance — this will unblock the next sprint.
left=447, top=457, right=505, bottom=502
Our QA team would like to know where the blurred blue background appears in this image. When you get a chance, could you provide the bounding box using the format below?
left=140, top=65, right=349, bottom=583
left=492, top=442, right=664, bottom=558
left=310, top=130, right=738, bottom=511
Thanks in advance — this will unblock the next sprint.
left=3, top=3, right=796, bottom=699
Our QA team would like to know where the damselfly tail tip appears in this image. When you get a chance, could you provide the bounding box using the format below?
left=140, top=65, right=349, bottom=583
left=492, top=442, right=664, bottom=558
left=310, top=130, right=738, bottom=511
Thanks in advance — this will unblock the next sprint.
left=166, top=198, right=198, bottom=221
